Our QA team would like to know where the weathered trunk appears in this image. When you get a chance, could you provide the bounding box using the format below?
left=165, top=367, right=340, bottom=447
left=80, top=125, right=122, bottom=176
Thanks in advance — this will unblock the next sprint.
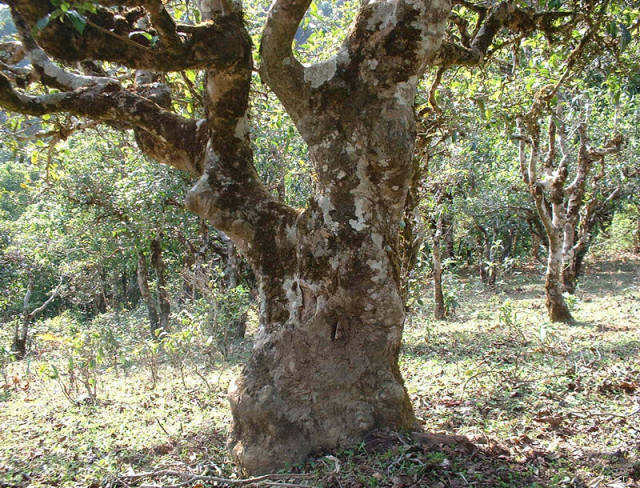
left=545, top=236, right=573, bottom=323
left=184, top=0, right=448, bottom=474
left=562, top=243, right=588, bottom=294
left=226, top=115, right=419, bottom=475
left=151, top=238, right=171, bottom=331
left=136, top=251, right=160, bottom=336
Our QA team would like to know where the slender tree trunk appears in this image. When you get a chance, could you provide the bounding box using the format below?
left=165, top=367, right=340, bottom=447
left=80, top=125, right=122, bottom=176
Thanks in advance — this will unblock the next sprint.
left=487, top=236, right=497, bottom=287
left=12, top=320, right=28, bottom=360
left=545, top=236, right=573, bottom=323
left=477, top=236, right=488, bottom=283
left=11, top=278, right=33, bottom=360
left=531, top=231, right=540, bottom=262
left=151, top=238, right=171, bottom=331
left=634, top=207, right=640, bottom=254
left=137, top=251, right=160, bottom=337
left=432, top=229, right=445, bottom=320
left=224, top=236, right=239, bottom=289
left=12, top=277, right=61, bottom=359
left=442, top=216, right=454, bottom=259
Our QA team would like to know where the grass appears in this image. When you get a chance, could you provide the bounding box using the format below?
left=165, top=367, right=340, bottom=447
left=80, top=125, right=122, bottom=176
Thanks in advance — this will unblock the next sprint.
left=1, top=257, right=639, bottom=487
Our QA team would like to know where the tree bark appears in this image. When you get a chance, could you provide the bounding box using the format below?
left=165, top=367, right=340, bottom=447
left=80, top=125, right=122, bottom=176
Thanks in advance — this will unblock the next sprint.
left=531, top=229, right=540, bottom=262
left=12, top=276, right=61, bottom=359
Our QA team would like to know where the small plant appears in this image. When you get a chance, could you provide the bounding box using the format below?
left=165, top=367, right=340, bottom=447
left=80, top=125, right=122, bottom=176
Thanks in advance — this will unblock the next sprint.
left=135, top=339, right=162, bottom=389
left=39, top=327, right=106, bottom=404
left=0, top=345, right=14, bottom=390
left=498, top=299, right=517, bottom=328
left=160, top=327, right=196, bottom=387
left=441, top=267, right=462, bottom=317
left=563, top=292, right=580, bottom=312
left=497, top=299, right=526, bottom=341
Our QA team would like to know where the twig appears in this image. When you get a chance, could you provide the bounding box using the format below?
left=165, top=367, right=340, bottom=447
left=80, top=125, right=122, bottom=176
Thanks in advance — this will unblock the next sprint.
left=155, top=418, right=174, bottom=442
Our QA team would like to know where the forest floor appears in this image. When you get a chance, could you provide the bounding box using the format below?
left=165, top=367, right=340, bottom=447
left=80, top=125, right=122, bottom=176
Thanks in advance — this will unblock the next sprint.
left=1, top=257, right=639, bottom=488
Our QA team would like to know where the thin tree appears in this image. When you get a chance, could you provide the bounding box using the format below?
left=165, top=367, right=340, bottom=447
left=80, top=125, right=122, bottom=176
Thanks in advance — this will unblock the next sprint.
left=516, top=103, right=623, bottom=322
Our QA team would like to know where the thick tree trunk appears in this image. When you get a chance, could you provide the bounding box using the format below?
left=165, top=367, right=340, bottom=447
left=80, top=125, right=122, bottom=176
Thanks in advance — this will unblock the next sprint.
left=136, top=251, right=160, bottom=337
left=185, top=0, right=448, bottom=473
left=225, top=92, right=423, bottom=474
left=545, top=237, right=573, bottom=323
left=228, top=221, right=417, bottom=474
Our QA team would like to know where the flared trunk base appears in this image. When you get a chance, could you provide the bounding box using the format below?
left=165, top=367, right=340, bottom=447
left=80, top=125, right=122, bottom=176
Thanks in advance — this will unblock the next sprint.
left=227, top=320, right=416, bottom=474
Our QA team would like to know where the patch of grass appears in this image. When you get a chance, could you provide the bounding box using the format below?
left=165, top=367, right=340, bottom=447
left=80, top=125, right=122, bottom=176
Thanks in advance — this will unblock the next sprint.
left=1, top=258, right=639, bottom=487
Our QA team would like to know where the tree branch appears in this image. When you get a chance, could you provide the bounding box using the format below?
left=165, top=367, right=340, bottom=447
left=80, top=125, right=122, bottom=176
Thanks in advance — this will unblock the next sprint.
left=0, top=73, right=203, bottom=174
left=433, top=2, right=578, bottom=68
left=259, top=0, right=310, bottom=118
left=11, top=0, right=248, bottom=72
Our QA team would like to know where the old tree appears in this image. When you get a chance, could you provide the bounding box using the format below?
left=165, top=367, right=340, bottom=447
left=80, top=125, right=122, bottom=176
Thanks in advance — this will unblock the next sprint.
left=0, top=0, right=615, bottom=473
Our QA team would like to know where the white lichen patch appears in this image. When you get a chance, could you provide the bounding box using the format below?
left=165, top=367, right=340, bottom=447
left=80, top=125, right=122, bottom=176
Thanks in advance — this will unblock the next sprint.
left=304, top=57, right=338, bottom=89
left=348, top=158, right=372, bottom=231
left=234, top=114, right=249, bottom=139
left=371, top=232, right=383, bottom=249
left=285, top=224, right=297, bottom=243
left=394, top=75, right=418, bottom=107
left=366, top=2, right=398, bottom=31
left=282, top=276, right=302, bottom=322
left=317, top=195, right=338, bottom=230
left=366, top=259, right=387, bottom=283
left=349, top=197, right=367, bottom=231
left=303, top=48, right=350, bottom=89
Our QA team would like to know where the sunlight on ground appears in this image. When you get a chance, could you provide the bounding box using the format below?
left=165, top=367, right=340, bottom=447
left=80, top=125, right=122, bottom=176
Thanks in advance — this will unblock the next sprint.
left=1, top=260, right=639, bottom=487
